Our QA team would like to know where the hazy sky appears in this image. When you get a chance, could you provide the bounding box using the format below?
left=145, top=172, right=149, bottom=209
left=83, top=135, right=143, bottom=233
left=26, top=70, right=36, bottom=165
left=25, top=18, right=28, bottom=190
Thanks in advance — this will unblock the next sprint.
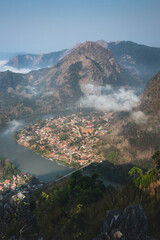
left=0, top=0, right=160, bottom=53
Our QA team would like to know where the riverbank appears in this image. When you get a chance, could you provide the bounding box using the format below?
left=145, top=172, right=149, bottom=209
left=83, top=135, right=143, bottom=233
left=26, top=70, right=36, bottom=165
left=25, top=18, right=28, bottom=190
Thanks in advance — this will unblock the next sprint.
left=0, top=115, right=73, bottom=182
left=0, top=157, right=44, bottom=192
left=15, top=112, right=113, bottom=168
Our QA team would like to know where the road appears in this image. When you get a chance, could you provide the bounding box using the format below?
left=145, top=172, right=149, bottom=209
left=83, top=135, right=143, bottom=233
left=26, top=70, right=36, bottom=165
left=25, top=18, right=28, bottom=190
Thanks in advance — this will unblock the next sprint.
left=48, top=162, right=91, bottom=186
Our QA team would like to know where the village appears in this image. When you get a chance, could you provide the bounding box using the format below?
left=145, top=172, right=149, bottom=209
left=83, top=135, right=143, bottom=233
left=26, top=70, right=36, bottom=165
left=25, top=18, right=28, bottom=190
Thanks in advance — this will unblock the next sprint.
left=0, top=171, right=44, bottom=238
left=0, top=172, right=43, bottom=192
left=16, top=111, right=114, bottom=167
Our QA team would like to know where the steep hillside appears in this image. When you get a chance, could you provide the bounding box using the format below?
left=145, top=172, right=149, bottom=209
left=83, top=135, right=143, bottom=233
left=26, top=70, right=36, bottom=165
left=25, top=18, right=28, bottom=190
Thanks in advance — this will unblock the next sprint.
left=140, top=72, right=160, bottom=113
left=104, top=41, right=160, bottom=85
left=0, top=70, right=27, bottom=93
left=26, top=41, right=136, bottom=108
left=0, top=70, right=38, bottom=97
left=0, top=71, right=38, bottom=128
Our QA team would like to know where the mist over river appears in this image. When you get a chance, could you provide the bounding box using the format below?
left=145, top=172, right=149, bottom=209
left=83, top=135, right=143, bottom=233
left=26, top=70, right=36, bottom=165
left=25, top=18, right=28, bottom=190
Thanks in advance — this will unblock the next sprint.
left=0, top=114, right=73, bottom=182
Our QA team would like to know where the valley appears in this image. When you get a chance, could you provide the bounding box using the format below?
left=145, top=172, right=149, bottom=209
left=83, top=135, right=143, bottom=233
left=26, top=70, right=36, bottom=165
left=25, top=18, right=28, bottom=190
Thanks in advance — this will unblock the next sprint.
left=15, top=112, right=114, bottom=167
left=0, top=115, right=73, bottom=182
left=1, top=40, right=160, bottom=131
left=15, top=108, right=160, bottom=183
left=1, top=39, right=160, bottom=240
left=1, top=0, right=160, bottom=237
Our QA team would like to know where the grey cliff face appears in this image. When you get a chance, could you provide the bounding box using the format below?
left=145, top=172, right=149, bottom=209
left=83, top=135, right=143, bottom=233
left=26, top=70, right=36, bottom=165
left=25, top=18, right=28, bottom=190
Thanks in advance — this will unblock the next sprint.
left=95, top=205, right=157, bottom=240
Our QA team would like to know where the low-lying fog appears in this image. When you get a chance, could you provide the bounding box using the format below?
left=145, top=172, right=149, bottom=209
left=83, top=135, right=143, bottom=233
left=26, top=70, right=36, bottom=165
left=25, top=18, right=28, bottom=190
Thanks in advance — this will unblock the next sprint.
left=0, top=60, right=33, bottom=74
left=2, top=120, right=24, bottom=136
left=79, top=84, right=140, bottom=112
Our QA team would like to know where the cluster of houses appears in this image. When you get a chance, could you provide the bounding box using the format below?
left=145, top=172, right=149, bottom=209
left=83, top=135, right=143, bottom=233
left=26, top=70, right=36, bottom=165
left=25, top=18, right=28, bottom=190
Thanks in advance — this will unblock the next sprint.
left=0, top=176, right=42, bottom=238
left=17, top=112, right=114, bottom=166
left=0, top=173, right=42, bottom=192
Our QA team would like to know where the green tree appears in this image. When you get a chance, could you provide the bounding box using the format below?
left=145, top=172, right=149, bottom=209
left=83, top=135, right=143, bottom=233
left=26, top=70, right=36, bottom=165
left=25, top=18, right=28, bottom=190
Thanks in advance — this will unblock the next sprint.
left=129, top=167, right=143, bottom=187
left=152, top=150, right=160, bottom=169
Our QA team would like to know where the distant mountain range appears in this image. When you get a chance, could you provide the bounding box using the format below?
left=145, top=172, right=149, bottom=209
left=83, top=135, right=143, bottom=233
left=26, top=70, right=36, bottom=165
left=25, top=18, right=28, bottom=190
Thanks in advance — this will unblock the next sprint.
left=1, top=40, right=160, bottom=128
left=0, top=42, right=135, bottom=113
left=5, top=43, right=82, bottom=70
left=5, top=40, right=160, bottom=87
left=6, top=50, right=66, bottom=70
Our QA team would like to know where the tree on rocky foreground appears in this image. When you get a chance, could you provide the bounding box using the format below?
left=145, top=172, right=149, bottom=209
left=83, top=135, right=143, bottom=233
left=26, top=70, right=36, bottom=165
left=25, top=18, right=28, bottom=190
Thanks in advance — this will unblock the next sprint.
left=152, top=150, right=160, bottom=169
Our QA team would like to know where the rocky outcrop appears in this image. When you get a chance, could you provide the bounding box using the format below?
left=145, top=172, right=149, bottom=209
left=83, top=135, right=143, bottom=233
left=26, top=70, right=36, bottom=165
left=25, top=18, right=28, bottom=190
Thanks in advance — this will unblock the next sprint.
left=95, top=205, right=157, bottom=240
left=0, top=191, right=37, bottom=239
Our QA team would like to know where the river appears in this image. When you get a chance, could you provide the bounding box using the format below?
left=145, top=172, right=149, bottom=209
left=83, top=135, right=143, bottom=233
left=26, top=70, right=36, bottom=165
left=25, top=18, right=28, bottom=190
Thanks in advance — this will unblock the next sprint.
left=0, top=114, right=73, bottom=182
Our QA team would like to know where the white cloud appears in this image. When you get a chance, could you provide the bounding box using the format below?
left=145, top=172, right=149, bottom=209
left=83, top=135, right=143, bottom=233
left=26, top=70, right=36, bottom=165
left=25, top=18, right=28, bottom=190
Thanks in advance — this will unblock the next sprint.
left=3, top=120, right=24, bottom=135
left=25, top=86, right=39, bottom=95
left=0, top=60, right=7, bottom=66
left=0, top=60, right=32, bottom=73
left=79, top=84, right=140, bottom=112
left=131, top=111, right=148, bottom=124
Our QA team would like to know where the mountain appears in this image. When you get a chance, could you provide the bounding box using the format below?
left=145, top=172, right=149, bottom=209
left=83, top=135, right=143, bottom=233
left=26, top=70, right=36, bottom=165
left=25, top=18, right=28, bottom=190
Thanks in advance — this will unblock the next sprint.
left=6, top=50, right=66, bottom=70
left=140, top=71, right=160, bottom=113
left=3, top=40, right=160, bottom=127
left=59, top=43, right=82, bottom=60
left=96, top=40, right=109, bottom=49
left=97, top=40, right=160, bottom=86
left=0, top=71, right=38, bottom=128
left=5, top=44, right=82, bottom=70
left=0, top=41, right=137, bottom=126
left=0, top=70, right=25, bottom=92
left=5, top=41, right=160, bottom=86
left=0, top=70, right=38, bottom=98
left=25, top=41, right=137, bottom=108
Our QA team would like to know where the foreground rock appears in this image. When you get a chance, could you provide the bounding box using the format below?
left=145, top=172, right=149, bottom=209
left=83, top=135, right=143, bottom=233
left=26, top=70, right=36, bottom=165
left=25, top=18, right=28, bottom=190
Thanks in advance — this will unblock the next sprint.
left=95, top=205, right=157, bottom=240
